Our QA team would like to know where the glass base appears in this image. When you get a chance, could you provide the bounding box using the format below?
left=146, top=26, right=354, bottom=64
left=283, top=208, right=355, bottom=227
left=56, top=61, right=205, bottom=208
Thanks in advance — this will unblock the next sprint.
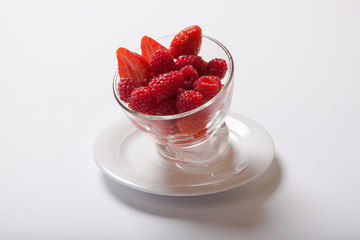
left=155, top=123, right=230, bottom=173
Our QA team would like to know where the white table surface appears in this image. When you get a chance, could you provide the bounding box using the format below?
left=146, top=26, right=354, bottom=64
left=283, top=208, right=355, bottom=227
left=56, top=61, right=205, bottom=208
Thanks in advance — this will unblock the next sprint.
left=1, top=0, right=360, bottom=239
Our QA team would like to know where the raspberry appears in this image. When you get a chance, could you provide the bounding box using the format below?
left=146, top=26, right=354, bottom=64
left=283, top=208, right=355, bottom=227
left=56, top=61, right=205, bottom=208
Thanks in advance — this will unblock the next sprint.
left=180, top=65, right=199, bottom=89
left=129, top=86, right=157, bottom=115
left=175, top=55, right=207, bottom=76
left=148, top=71, right=184, bottom=101
left=149, top=49, right=177, bottom=76
left=156, top=99, right=178, bottom=116
left=152, top=119, right=180, bottom=137
left=169, top=25, right=202, bottom=58
left=206, top=58, right=228, bottom=79
left=117, top=77, right=140, bottom=103
left=176, top=90, right=204, bottom=113
left=192, top=128, right=208, bottom=139
left=194, top=76, right=221, bottom=101
left=176, top=113, right=209, bottom=135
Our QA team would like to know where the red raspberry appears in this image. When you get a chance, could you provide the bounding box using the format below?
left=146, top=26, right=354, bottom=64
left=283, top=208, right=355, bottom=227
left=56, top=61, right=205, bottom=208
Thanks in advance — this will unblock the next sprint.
left=149, top=49, right=178, bottom=76
left=151, top=119, right=180, bottom=137
left=176, top=90, right=204, bottom=113
left=180, top=65, right=199, bottom=89
left=148, top=71, right=184, bottom=101
left=156, top=99, right=178, bottom=116
left=176, top=113, right=209, bottom=136
left=175, top=55, right=207, bottom=76
left=117, top=77, right=140, bottom=103
left=205, top=58, right=228, bottom=79
left=194, top=76, right=221, bottom=101
left=169, top=25, right=202, bottom=58
left=129, top=86, right=157, bottom=115
left=140, top=74, right=154, bottom=86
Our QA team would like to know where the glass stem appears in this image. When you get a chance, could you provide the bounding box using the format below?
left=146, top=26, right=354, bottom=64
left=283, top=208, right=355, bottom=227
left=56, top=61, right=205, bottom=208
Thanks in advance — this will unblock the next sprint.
left=155, top=123, right=230, bottom=168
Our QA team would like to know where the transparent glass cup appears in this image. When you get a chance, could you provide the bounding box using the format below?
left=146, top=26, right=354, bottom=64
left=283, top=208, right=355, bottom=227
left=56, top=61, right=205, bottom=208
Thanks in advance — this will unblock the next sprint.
left=113, top=35, right=234, bottom=172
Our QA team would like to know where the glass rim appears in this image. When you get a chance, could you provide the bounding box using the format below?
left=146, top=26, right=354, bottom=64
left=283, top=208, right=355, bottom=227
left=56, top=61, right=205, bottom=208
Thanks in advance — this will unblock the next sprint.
left=113, top=34, right=234, bottom=120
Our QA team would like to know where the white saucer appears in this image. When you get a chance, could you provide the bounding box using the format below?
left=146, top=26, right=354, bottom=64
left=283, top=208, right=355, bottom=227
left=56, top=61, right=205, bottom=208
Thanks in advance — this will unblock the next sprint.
left=93, top=112, right=275, bottom=196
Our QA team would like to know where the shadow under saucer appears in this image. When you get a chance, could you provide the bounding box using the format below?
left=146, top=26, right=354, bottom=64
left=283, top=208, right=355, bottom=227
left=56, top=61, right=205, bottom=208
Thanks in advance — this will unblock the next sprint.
left=101, top=154, right=283, bottom=229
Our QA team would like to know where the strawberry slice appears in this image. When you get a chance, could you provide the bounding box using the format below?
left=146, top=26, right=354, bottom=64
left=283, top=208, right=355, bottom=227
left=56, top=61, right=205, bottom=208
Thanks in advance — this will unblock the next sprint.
left=141, top=36, right=167, bottom=62
left=169, top=25, right=202, bottom=58
left=116, top=47, right=150, bottom=83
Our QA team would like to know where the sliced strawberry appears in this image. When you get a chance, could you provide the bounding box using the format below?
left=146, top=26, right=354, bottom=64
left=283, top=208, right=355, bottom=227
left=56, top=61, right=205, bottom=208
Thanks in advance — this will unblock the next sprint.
left=141, top=36, right=167, bottom=62
left=169, top=25, right=202, bottom=58
left=116, top=47, right=150, bottom=83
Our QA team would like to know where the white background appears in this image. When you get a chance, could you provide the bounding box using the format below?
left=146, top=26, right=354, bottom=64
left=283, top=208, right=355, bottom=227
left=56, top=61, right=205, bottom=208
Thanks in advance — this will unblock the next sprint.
left=1, top=0, right=360, bottom=239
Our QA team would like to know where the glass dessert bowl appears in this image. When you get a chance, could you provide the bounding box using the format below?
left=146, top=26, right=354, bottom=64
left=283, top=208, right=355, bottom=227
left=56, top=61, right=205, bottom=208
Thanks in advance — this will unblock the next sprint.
left=113, top=35, right=237, bottom=173
left=94, top=27, right=275, bottom=195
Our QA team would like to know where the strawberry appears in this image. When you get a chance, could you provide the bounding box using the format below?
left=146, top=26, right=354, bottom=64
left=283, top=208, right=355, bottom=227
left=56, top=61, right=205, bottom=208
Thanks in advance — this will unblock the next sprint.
left=169, top=25, right=202, bottom=58
left=116, top=47, right=151, bottom=83
left=141, top=36, right=167, bottom=62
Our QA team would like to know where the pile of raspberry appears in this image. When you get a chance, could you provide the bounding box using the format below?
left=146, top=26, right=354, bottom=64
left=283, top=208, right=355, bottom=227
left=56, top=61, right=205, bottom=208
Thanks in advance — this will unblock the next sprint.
left=116, top=25, right=228, bottom=116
